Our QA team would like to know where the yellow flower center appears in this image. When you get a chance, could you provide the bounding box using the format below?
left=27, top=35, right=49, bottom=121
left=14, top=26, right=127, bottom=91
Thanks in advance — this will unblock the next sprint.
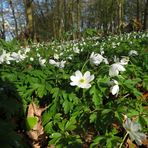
left=79, top=78, right=85, bottom=83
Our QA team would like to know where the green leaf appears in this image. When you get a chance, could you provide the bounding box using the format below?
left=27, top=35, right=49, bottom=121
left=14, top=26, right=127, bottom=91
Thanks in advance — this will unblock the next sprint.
left=90, top=136, right=105, bottom=148
left=143, top=75, right=148, bottom=90
left=51, top=87, right=60, bottom=98
left=31, top=82, right=47, bottom=98
left=54, top=113, right=62, bottom=123
left=42, top=110, right=52, bottom=126
left=89, top=112, right=97, bottom=123
left=26, top=116, right=38, bottom=130
left=58, top=121, right=66, bottom=131
left=62, top=100, right=72, bottom=114
left=50, top=132, right=62, bottom=139
left=90, top=85, right=102, bottom=107
left=138, top=116, right=147, bottom=127
left=49, top=132, right=62, bottom=145
left=69, top=93, right=79, bottom=105
left=128, top=109, right=139, bottom=117
left=65, top=117, right=76, bottom=131
left=44, top=122, right=54, bottom=134
left=102, top=109, right=112, bottom=114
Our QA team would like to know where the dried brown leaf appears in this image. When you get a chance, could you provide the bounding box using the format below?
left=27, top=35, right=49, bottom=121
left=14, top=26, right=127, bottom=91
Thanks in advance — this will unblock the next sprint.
left=26, top=102, right=47, bottom=147
left=126, top=138, right=137, bottom=148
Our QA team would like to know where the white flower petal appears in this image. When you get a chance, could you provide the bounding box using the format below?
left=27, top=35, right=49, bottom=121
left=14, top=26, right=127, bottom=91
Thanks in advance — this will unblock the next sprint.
left=49, top=59, right=56, bottom=64
left=70, top=70, right=94, bottom=89
left=109, top=62, right=126, bottom=77
left=123, top=117, right=147, bottom=146
left=90, top=52, right=105, bottom=66
left=129, top=50, right=138, bottom=56
left=116, top=64, right=125, bottom=71
left=70, top=76, right=78, bottom=82
left=110, top=85, right=119, bottom=95
left=75, top=70, right=83, bottom=78
left=70, top=81, right=77, bottom=86
left=79, top=83, right=91, bottom=89
left=84, top=83, right=91, bottom=89
left=109, top=68, right=119, bottom=77
left=120, top=57, right=129, bottom=65
left=131, top=122, right=141, bottom=131
left=84, top=71, right=90, bottom=78
left=89, top=75, right=95, bottom=82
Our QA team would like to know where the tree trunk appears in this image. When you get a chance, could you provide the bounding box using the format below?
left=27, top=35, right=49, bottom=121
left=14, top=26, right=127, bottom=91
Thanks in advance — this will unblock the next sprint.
left=64, top=0, right=67, bottom=32
left=53, top=0, right=64, bottom=39
left=23, top=0, right=34, bottom=40
left=143, top=0, right=148, bottom=30
left=0, top=2, right=6, bottom=40
left=76, top=0, right=81, bottom=38
left=9, top=0, right=18, bottom=38
left=136, top=0, right=140, bottom=21
left=71, top=0, right=76, bottom=40
left=117, top=0, right=124, bottom=33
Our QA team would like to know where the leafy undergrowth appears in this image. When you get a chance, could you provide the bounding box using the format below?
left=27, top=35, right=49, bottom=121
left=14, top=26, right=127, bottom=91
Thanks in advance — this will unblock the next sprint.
left=0, top=32, right=148, bottom=148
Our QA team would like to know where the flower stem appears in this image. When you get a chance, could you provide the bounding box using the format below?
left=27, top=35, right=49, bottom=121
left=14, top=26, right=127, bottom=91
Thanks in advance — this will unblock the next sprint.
left=81, top=53, right=90, bottom=72
left=82, top=89, right=86, bottom=99
left=81, top=59, right=89, bottom=72
left=119, top=132, right=129, bottom=148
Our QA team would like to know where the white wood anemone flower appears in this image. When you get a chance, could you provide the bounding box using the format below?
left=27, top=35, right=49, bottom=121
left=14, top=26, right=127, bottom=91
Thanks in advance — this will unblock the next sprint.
left=123, top=117, right=147, bottom=145
left=90, top=52, right=108, bottom=66
left=120, top=57, right=129, bottom=65
left=53, top=53, right=60, bottom=60
left=110, top=80, right=119, bottom=96
left=49, top=59, right=57, bottom=65
left=0, top=50, right=6, bottom=64
left=70, top=70, right=94, bottom=89
left=56, top=60, right=66, bottom=68
left=49, top=59, right=66, bottom=68
left=128, top=50, right=138, bottom=56
left=39, top=57, right=46, bottom=66
left=11, top=51, right=26, bottom=63
left=109, top=62, right=126, bottom=77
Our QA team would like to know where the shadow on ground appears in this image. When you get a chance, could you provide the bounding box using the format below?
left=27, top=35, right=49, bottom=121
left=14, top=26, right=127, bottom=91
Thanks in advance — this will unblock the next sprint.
left=0, top=77, right=32, bottom=148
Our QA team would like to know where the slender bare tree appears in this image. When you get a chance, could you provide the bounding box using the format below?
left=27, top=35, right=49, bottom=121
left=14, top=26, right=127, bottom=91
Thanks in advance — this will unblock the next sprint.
left=144, top=0, right=148, bottom=30
left=23, top=0, right=34, bottom=40
left=0, top=1, right=6, bottom=40
left=9, top=0, right=19, bottom=38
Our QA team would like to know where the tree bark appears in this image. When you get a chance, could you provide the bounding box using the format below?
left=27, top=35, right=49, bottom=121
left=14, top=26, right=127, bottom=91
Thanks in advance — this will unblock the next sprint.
left=64, top=0, right=67, bottom=32
left=9, top=0, right=18, bottom=38
left=0, top=2, right=6, bottom=40
left=117, top=0, right=124, bottom=33
left=76, top=0, right=81, bottom=38
left=143, top=0, right=148, bottom=30
left=136, top=0, right=140, bottom=21
left=23, top=0, right=34, bottom=40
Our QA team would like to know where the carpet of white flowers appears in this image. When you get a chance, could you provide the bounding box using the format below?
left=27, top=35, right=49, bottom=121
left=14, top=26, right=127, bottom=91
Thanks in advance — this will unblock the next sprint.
left=0, top=32, right=148, bottom=147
